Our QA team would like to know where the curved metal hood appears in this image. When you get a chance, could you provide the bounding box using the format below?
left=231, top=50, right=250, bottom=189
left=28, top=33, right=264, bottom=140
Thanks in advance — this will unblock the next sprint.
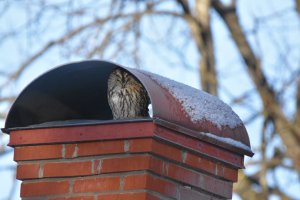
left=3, top=60, right=253, bottom=156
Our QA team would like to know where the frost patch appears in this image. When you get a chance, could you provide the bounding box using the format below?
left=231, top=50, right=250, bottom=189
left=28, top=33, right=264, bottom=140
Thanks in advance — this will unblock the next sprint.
left=139, top=70, right=242, bottom=129
left=202, top=132, right=251, bottom=152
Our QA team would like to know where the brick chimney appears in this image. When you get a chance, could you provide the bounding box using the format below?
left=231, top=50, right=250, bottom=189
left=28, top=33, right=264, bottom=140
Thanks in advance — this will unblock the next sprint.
left=3, top=61, right=253, bottom=200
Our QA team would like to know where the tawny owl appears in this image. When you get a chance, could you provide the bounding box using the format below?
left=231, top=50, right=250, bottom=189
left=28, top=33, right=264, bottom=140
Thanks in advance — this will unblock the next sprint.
left=107, top=68, right=150, bottom=119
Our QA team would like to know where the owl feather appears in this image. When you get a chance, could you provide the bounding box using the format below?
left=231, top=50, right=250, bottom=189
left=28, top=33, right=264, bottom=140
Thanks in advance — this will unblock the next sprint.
left=107, top=68, right=150, bottom=119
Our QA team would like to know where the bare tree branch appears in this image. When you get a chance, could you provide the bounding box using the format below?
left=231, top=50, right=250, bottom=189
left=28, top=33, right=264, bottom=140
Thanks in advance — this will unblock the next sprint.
left=2, top=8, right=181, bottom=87
left=296, top=0, right=300, bottom=13
left=234, top=171, right=265, bottom=200
left=177, top=0, right=218, bottom=95
left=212, top=0, right=300, bottom=174
left=295, top=80, right=300, bottom=125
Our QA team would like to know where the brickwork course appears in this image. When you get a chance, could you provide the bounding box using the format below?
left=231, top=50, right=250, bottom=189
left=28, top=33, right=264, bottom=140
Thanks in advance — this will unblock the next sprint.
left=10, top=121, right=249, bottom=200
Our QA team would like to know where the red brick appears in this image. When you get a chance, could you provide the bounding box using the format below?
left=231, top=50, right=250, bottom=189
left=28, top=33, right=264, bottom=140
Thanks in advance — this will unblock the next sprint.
left=152, top=141, right=182, bottom=162
left=179, top=186, right=222, bottom=200
left=21, top=180, right=69, bottom=197
left=149, top=156, right=164, bottom=175
left=185, top=153, right=216, bottom=175
left=98, top=192, right=159, bottom=200
left=147, top=175, right=178, bottom=198
left=154, top=127, right=244, bottom=168
left=101, top=155, right=150, bottom=173
left=223, top=166, right=238, bottom=182
left=129, top=138, right=153, bottom=152
left=16, top=163, right=40, bottom=180
left=44, top=161, right=92, bottom=177
left=65, top=144, right=77, bottom=158
left=167, top=163, right=232, bottom=198
left=185, top=152, right=237, bottom=181
left=124, top=174, right=147, bottom=190
left=73, top=176, right=120, bottom=193
left=216, top=163, right=238, bottom=182
left=129, top=139, right=182, bottom=162
left=14, top=145, right=62, bottom=161
left=77, top=140, right=124, bottom=157
left=9, top=122, right=154, bottom=146
left=167, top=164, right=198, bottom=188
left=50, top=196, right=94, bottom=200
left=124, top=173, right=178, bottom=198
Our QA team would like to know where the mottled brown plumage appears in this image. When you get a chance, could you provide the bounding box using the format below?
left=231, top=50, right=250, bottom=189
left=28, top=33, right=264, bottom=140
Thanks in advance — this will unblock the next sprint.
left=107, top=68, right=150, bottom=119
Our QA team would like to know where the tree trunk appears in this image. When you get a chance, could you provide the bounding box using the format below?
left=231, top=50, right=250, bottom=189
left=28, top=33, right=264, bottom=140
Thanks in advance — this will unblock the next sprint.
left=212, top=0, right=300, bottom=174
left=178, top=0, right=218, bottom=95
